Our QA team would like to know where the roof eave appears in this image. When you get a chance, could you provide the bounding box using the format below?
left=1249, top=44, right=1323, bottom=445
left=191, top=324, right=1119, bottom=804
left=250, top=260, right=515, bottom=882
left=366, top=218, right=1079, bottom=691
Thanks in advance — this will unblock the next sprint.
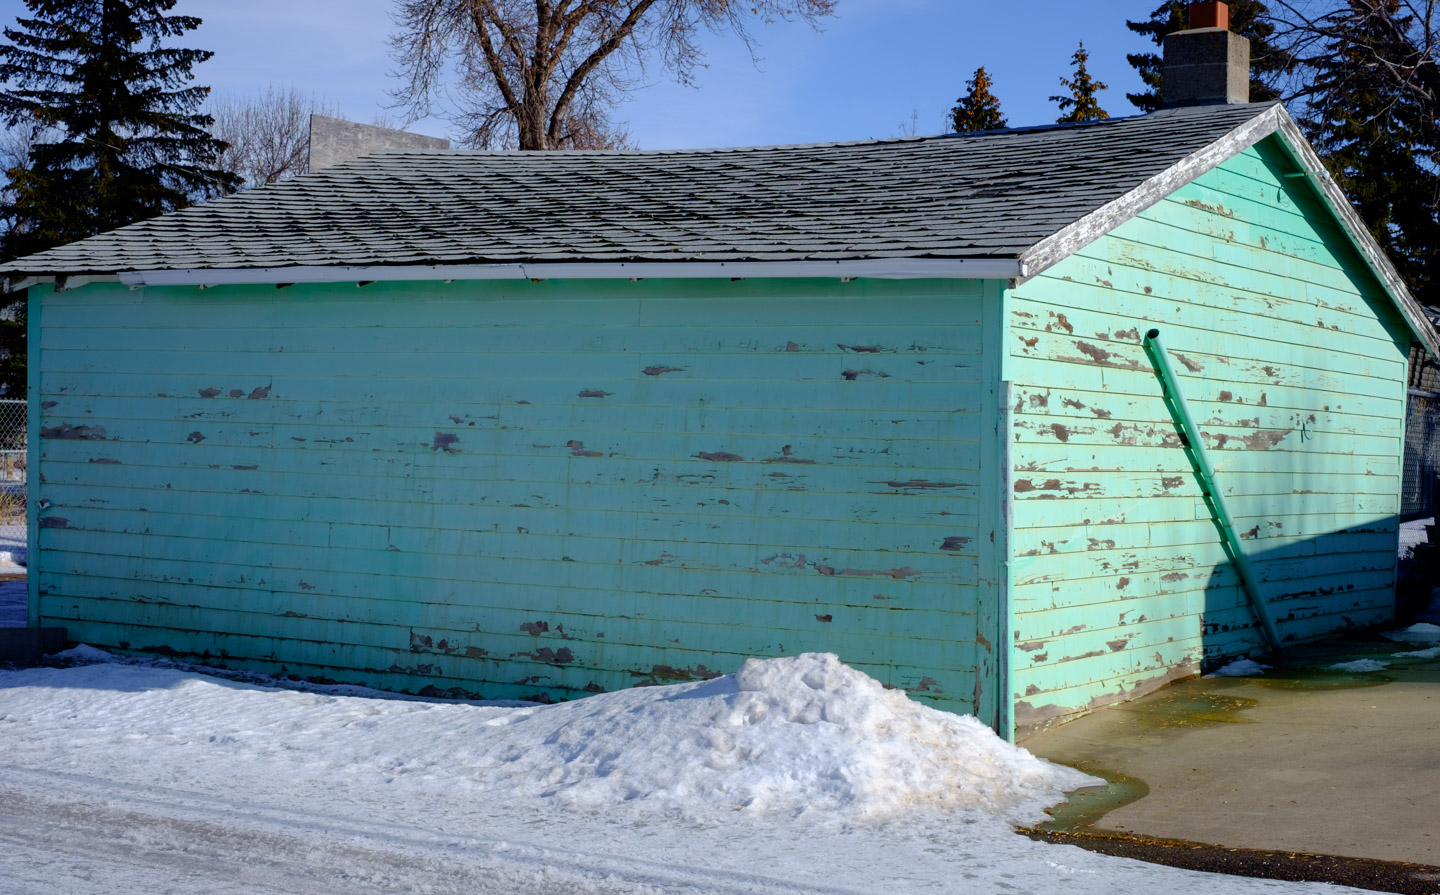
left=77, top=257, right=1025, bottom=289
left=1016, top=103, right=1439, bottom=359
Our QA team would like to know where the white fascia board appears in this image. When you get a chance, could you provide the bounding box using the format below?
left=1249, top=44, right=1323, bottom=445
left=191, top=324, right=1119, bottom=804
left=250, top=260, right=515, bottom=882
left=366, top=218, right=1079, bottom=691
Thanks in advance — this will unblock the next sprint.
left=1018, top=103, right=1286, bottom=281
left=1015, top=102, right=1439, bottom=360
left=117, top=257, right=1022, bottom=288
left=3, top=274, right=117, bottom=294
left=1268, top=114, right=1440, bottom=360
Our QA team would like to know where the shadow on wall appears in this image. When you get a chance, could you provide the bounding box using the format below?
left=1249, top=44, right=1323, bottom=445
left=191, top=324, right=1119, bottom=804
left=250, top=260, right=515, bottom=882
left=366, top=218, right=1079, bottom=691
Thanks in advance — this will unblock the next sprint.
left=1197, top=513, right=1401, bottom=669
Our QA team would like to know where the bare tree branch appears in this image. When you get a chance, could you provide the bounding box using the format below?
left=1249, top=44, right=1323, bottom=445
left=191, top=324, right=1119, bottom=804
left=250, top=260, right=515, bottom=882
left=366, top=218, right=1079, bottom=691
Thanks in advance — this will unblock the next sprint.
left=208, top=85, right=341, bottom=189
left=390, top=0, right=837, bottom=150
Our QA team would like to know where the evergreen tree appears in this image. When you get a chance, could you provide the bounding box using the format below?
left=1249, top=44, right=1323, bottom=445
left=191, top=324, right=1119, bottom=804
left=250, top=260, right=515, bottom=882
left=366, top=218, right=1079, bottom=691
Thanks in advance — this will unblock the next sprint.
left=1298, top=0, right=1439, bottom=305
left=949, top=66, right=1008, bottom=133
left=1124, top=1, right=1289, bottom=112
left=0, top=0, right=237, bottom=262
left=1051, top=43, right=1110, bottom=123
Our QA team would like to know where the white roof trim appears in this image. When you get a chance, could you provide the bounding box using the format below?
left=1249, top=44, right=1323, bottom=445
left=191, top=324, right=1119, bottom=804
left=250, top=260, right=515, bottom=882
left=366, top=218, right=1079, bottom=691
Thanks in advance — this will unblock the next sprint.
left=1269, top=113, right=1440, bottom=359
left=1017, top=102, right=1438, bottom=359
left=1019, top=104, right=1285, bottom=279
left=116, top=258, right=1023, bottom=288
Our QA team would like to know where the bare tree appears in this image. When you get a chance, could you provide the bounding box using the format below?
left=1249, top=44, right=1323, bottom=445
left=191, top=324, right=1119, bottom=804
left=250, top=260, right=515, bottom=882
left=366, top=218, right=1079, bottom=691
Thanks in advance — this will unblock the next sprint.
left=1267, top=1, right=1439, bottom=145
left=210, top=85, right=342, bottom=189
left=389, top=0, right=837, bottom=150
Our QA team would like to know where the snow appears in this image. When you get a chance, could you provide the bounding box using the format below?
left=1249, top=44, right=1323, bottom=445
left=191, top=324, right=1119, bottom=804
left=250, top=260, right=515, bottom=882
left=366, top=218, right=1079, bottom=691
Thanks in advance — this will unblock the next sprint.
left=46, top=643, right=113, bottom=662
left=1381, top=622, right=1440, bottom=645
left=1207, top=658, right=1271, bottom=678
left=1326, top=659, right=1390, bottom=673
left=1398, top=517, right=1432, bottom=557
left=1393, top=646, right=1440, bottom=660
left=0, top=576, right=24, bottom=628
left=0, top=650, right=1374, bottom=893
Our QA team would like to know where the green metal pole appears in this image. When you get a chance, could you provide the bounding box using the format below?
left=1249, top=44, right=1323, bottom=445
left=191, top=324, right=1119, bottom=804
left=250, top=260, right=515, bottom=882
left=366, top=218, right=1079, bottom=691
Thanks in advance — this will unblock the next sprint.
left=1142, top=328, right=1282, bottom=653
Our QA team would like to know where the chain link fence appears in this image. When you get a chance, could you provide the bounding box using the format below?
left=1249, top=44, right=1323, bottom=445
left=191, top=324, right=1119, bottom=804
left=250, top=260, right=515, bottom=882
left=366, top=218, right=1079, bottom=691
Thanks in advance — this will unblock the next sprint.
left=0, top=399, right=24, bottom=562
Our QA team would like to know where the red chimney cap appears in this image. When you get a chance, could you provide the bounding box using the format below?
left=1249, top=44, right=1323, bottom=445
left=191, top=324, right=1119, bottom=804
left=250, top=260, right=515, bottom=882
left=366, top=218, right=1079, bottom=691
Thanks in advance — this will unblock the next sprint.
left=1189, top=1, right=1229, bottom=30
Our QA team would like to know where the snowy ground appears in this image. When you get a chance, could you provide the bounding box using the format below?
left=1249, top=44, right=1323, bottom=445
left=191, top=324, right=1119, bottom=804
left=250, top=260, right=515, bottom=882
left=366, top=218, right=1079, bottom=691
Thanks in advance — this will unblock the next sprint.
left=1400, top=517, right=1433, bottom=558
left=0, top=651, right=1377, bottom=894
left=0, top=577, right=23, bottom=628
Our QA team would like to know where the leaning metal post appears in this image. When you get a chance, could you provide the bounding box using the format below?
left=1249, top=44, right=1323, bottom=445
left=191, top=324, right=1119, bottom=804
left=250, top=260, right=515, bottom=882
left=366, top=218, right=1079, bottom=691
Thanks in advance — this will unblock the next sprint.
left=1142, top=328, right=1282, bottom=653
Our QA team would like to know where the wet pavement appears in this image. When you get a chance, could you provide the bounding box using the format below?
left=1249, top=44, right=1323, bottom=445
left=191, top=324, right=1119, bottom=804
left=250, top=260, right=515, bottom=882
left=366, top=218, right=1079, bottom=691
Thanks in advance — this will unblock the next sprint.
left=1024, top=627, right=1440, bottom=868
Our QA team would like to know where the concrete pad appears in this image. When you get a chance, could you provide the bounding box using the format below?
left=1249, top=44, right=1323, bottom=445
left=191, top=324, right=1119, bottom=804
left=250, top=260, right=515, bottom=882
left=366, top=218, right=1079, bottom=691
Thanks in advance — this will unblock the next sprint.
left=1024, top=630, right=1440, bottom=866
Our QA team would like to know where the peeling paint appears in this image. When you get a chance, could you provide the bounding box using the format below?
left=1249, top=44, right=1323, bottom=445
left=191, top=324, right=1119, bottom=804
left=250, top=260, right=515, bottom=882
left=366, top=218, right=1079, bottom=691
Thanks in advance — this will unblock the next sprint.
left=835, top=566, right=920, bottom=579
left=520, top=621, right=549, bottom=635
left=187, top=431, right=206, bottom=444
left=578, top=389, right=612, bottom=398
left=696, top=451, right=743, bottom=462
left=533, top=647, right=575, bottom=665
left=1172, top=352, right=1204, bottom=372
left=842, top=369, right=890, bottom=381
left=431, top=432, right=460, bottom=453
left=940, top=536, right=970, bottom=551
left=875, top=479, right=963, bottom=490
left=643, top=366, right=684, bottom=376
left=41, top=424, right=106, bottom=440
left=567, top=440, right=602, bottom=458
left=198, top=387, right=221, bottom=398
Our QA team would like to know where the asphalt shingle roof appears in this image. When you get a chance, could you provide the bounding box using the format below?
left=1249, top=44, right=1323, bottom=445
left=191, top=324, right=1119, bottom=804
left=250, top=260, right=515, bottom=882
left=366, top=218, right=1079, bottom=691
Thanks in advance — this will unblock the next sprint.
left=0, top=103, right=1278, bottom=277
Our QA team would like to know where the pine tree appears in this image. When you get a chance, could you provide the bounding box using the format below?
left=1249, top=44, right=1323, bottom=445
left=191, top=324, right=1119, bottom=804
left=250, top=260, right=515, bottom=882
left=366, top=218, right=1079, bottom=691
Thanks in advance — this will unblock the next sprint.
left=950, top=66, right=1008, bottom=133
left=1124, top=1, right=1290, bottom=112
left=1299, top=0, right=1439, bottom=305
left=1051, top=43, right=1110, bottom=124
left=0, top=0, right=237, bottom=262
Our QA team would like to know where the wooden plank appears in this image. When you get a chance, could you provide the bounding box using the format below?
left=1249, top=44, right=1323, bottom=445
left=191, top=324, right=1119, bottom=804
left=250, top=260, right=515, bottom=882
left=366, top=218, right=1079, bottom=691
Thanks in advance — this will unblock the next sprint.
left=1017, top=442, right=1401, bottom=478
left=1011, top=290, right=1402, bottom=376
left=1002, top=145, right=1409, bottom=729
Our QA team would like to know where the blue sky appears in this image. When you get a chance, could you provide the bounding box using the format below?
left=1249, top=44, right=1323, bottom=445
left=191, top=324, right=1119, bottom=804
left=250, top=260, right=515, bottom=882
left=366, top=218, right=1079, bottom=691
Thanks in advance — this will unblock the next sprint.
left=2, top=0, right=1161, bottom=148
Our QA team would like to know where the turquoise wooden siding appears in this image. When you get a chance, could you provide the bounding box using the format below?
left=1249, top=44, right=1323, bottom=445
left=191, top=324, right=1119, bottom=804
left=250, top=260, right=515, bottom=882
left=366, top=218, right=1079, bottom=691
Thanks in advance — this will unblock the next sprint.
left=1005, top=136, right=1411, bottom=734
left=32, top=277, right=992, bottom=710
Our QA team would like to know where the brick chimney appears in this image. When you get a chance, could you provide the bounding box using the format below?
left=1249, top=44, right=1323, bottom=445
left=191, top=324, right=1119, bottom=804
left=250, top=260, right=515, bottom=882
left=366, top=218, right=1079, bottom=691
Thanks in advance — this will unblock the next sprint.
left=1162, top=1, right=1251, bottom=106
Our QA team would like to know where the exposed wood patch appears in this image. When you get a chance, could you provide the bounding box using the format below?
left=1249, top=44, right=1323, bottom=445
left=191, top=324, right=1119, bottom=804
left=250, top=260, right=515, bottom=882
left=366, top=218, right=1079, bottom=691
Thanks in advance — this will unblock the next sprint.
left=41, top=424, right=106, bottom=440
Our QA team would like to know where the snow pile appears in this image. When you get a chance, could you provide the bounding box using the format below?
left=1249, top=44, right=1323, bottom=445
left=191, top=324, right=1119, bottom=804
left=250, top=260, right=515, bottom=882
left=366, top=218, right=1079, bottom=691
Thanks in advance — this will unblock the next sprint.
left=2, top=651, right=1096, bottom=824
left=48, top=644, right=115, bottom=663
left=1327, top=659, right=1389, bottom=673
left=1208, top=658, right=1271, bottom=678
left=509, top=652, right=1098, bottom=819
left=1393, top=646, right=1440, bottom=660
left=1382, top=622, right=1440, bottom=645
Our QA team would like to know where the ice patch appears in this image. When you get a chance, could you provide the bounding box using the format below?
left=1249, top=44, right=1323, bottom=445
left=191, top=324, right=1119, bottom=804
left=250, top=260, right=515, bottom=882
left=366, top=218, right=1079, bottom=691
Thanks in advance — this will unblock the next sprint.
left=1327, top=659, right=1390, bottom=673
left=1382, top=622, right=1440, bottom=645
left=1208, top=658, right=1271, bottom=678
left=47, top=643, right=114, bottom=663
left=1393, top=646, right=1440, bottom=660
